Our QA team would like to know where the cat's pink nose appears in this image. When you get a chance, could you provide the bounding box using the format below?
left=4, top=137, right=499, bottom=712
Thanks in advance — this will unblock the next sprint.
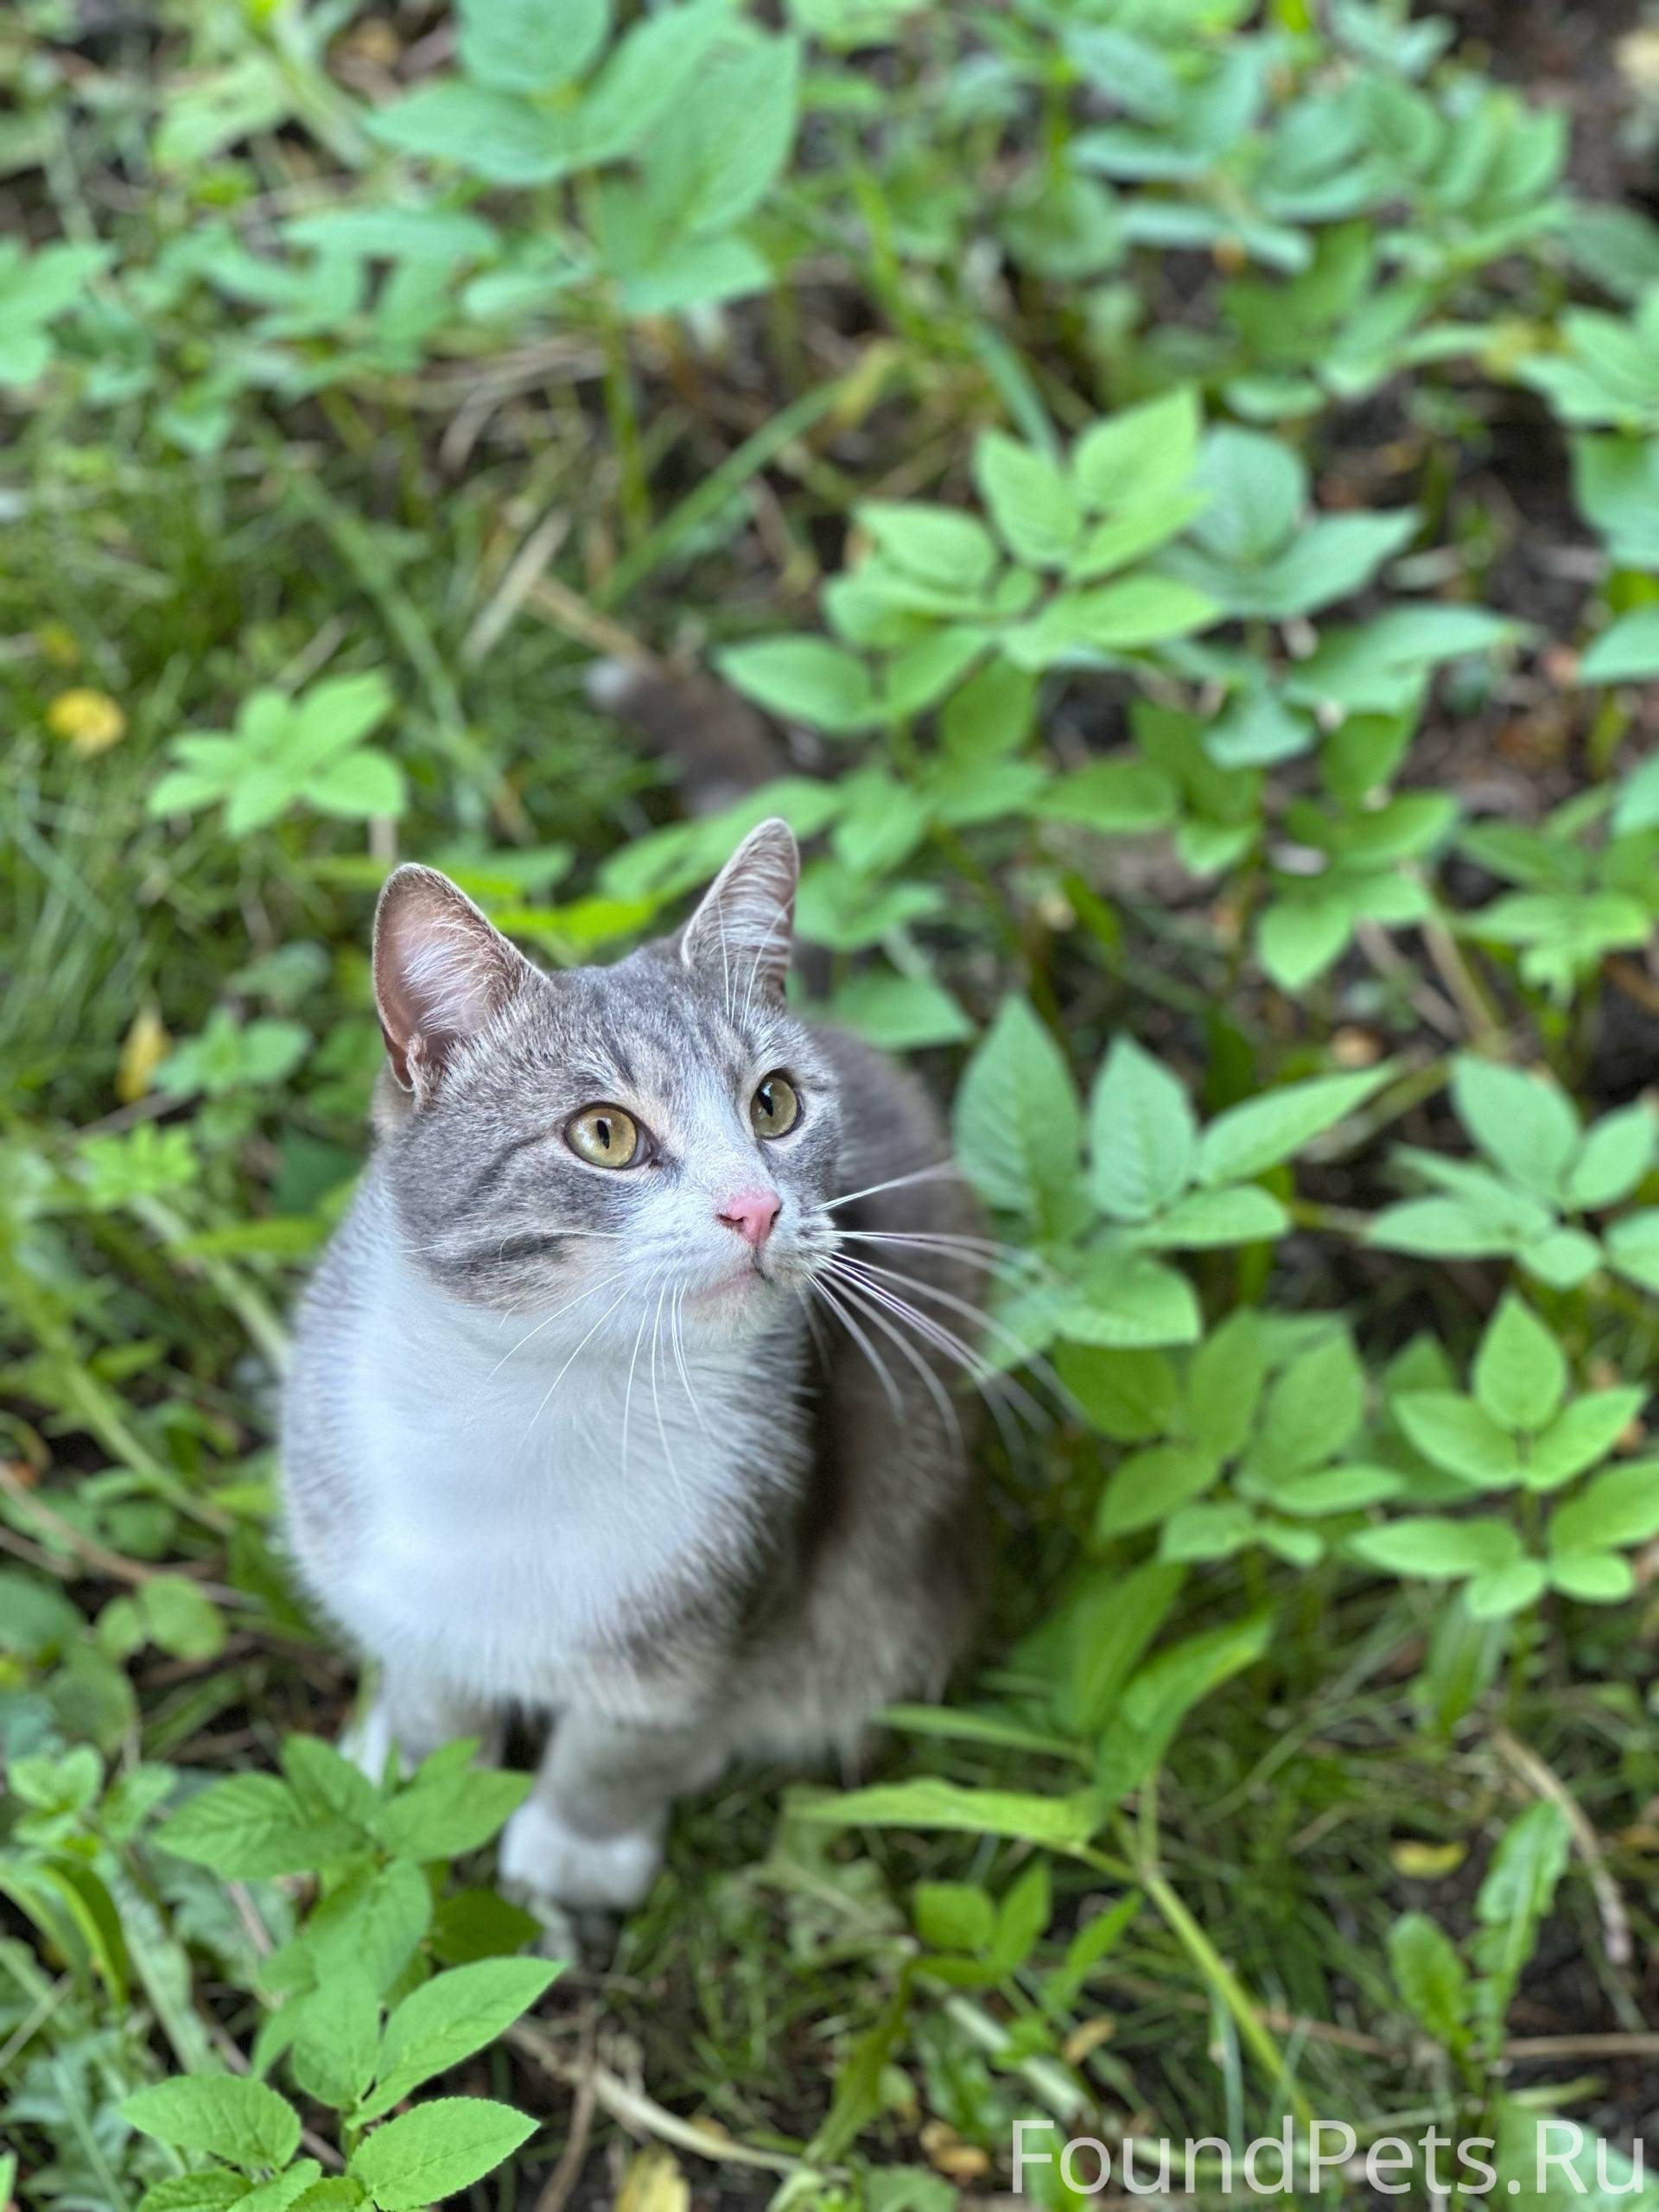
left=718, top=1188, right=780, bottom=1250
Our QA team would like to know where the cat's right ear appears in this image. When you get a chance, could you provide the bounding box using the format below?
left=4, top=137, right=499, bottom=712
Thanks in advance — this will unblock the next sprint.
left=372, top=865, right=532, bottom=1100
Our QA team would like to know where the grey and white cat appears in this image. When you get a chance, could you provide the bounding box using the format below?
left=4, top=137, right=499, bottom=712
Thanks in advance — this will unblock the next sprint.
left=281, top=819, right=985, bottom=1916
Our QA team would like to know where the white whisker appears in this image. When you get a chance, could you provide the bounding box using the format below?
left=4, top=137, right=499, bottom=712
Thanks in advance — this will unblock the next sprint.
left=824, top=1257, right=1045, bottom=1433
left=668, top=1282, right=715, bottom=1444
left=835, top=1254, right=1057, bottom=1397
left=823, top=1272, right=966, bottom=1465
left=829, top=1227, right=1050, bottom=1277
left=810, top=1276, right=905, bottom=1421
left=484, top=1271, right=626, bottom=1381
left=519, top=1276, right=638, bottom=1449
left=821, top=1161, right=967, bottom=1212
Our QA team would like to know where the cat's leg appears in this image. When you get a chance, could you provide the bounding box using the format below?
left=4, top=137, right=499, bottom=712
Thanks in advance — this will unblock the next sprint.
left=345, top=1664, right=501, bottom=1782
left=497, top=1707, right=725, bottom=1913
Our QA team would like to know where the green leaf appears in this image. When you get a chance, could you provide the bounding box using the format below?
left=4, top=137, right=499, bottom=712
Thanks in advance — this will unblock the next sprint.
left=1050, top=1252, right=1202, bottom=1349
left=1054, top=1346, right=1181, bottom=1441
left=574, top=0, right=728, bottom=164
left=1580, top=605, right=1659, bottom=683
left=1368, top=1198, right=1526, bottom=1261
left=1087, top=1036, right=1195, bottom=1222
left=1548, top=1548, right=1635, bottom=1603
left=137, top=2178, right=250, bottom=2212
left=371, top=1763, right=531, bottom=1861
left=1465, top=1559, right=1548, bottom=1618
left=1249, top=1462, right=1404, bottom=1516
left=1472, top=1296, right=1567, bottom=1433
left=1350, top=1516, right=1522, bottom=1578
left=124, top=2077, right=301, bottom=2174
left=1127, top=1183, right=1287, bottom=1249
left=1095, top=1443, right=1219, bottom=1539
left=796, top=1777, right=1104, bottom=1852
left=359, top=1959, right=563, bottom=2123
left=1096, top=1610, right=1274, bottom=1796
left=1451, top=1055, right=1580, bottom=1200
left=954, top=998, right=1082, bottom=1224
left=1185, top=427, right=1304, bottom=563
left=238, top=2168, right=325, bottom=2212
left=348, top=2100, right=537, bottom=2212
left=1605, top=1208, right=1659, bottom=1294
left=1256, top=893, right=1351, bottom=989
left=283, top=1736, right=378, bottom=1833
left=824, top=973, right=972, bottom=1050
left=1249, top=1331, right=1366, bottom=1474
left=856, top=503, right=998, bottom=592
left=1004, top=575, right=1217, bottom=664
left=647, top=33, right=800, bottom=235
left=141, top=1575, right=228, bottom=1662
left=1196, top=1065, right=1391, bottom=1185
left=1185, top=1314, right=1270, bottom=1459
left=1549, top=1459, right=1659, bottom=1552
left=306, top=750, right=406, bottom=823
left=162, top=1774, right=361, bottom=1878
left=1067, top=1560, right=1185, bottom=1733
left=291, top=1975, right=380, bottom=2113
left=973, top=431, right=1080, bottom=567
left=1392, top=1392, right=1523, bottom=1489
left=459, top=0, right=609, bottom=92
left=1567, top=1102, right=1655, bottom=1210
left=1035, top=760, right=1179, bottom=834
left=912, top=1880, right=995, bottom=1954
left=1527, top=1389, right=1644, bottom=1488
left=715, top=637, right=874, bottom=734
left=1073, top=388, right=1202, bottom=513
left=1473, top=1804, right=1571, bottom=2010
left=371, top=85, right=576, bottom=184
left=1389, top=1910, right=1471, bottom=2045
left=1159, top=1499, right=1258, bottom=1560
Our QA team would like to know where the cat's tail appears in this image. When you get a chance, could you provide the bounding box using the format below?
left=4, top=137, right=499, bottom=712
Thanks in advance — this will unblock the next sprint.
left=585, top=655, right=823, bottom=816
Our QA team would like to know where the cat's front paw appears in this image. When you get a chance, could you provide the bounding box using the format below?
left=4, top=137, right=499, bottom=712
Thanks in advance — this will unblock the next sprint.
left=497, top=1796, right=664, bottom=1913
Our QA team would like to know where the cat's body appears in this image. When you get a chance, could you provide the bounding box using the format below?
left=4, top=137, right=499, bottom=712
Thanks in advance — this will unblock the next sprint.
left=282, top=821, right=984, bottom=1914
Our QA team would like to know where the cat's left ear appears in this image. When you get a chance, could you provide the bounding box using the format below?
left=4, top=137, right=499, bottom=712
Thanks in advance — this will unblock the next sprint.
left=681, top=817, right=798, bottom=1002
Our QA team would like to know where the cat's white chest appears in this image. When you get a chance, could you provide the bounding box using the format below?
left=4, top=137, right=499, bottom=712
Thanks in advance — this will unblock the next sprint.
left=321, top=1249, right=775, bottom=1707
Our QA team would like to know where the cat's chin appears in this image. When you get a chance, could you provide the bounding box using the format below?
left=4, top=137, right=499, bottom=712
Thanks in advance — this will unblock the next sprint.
left=679, top=1262, right=795, bottom=1341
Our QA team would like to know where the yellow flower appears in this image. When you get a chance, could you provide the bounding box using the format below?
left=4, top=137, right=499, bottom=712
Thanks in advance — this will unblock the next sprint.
left=48, top=689, right=126, bottom=756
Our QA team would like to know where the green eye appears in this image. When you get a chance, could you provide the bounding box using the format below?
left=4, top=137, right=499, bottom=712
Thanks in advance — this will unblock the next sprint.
left=751, top=1073, right=800, bottom=1140
left=567, top=1105, right=641, bottom=1169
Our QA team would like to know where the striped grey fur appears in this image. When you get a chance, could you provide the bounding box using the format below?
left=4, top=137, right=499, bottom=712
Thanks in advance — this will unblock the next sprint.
left=281, top=819, right=985, bottom=1916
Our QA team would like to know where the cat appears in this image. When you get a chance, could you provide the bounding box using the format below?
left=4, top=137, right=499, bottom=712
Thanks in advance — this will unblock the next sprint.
left=280, top=817, right=988, bottom=1917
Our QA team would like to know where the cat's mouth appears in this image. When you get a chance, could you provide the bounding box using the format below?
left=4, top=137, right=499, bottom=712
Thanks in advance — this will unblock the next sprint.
left=686, top=1263, right=765, bottom=1305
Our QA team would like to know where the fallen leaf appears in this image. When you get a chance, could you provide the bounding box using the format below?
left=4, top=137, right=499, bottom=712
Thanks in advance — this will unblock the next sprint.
left=118, top=1007, right=171, bottom=1103
left=919, top=2120, right=991, bottom=2183
left=1062, top=2015, right=1117, bottom=2066
left=1389, top=1840, right=1466, bottom=1878
left=614, top=2145, right=690, bottom=2212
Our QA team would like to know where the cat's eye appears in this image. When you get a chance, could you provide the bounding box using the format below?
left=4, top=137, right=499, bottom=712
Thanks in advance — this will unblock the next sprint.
left=750, top=1072, right=800, bottom=1141
left=566, top=1105, right=641, bottom=1169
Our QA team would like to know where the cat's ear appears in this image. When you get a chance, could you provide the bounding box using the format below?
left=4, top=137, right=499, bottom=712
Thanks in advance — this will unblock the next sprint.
left=681, top=817, right=798, bottom=1002
left=372, top=864, right=532, bottom=1098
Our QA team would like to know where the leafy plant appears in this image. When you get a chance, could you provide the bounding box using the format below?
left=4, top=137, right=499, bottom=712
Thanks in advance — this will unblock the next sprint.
left=149, top=675, right=404, bottom=836
left=1370, top=1054, right=1659, bottom=1291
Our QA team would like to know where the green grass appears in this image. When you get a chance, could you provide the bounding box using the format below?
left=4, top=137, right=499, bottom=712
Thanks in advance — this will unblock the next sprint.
left=5, top=3, right=1659, bottom=2209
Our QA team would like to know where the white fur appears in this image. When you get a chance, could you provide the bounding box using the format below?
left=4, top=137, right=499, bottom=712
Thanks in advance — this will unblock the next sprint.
left=291, top=1183, right=800, bottom=1726
left=497, top=1796, right=663, bottom=1910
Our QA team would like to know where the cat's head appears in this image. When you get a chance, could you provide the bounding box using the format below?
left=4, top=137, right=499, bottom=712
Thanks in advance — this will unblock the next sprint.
left=369, top=818, right=840, bottom=1345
